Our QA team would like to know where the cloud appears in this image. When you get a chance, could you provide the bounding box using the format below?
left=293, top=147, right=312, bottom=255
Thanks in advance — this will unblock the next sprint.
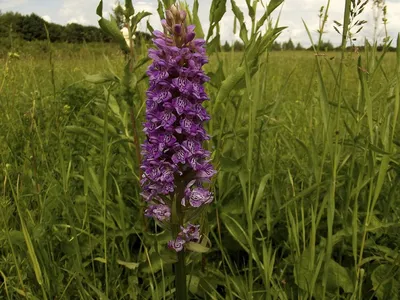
left=59, top=0, right=108, bottom=25
left=209, top=0, right=400, bottom=46
left=0, top=0, right=26, bottom=10
left=67, top=16, right=88, bottom=24
left=58, top=0, right=158, bottom=29
left=7, top=0, right=397, bottom=47
left=42, top=15, right=51, bottom=22
left=59, top=0, right=94, bottom=25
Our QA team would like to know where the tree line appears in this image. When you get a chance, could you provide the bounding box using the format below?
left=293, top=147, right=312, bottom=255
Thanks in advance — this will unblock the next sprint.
left=0, top=10, right=337, bottom=50
left=0, top=11, right=151, bottom=44
left=1, top=10, right=396, bottom=52
left=222, top=38, right=397, bottom=52
left=221, top=39, right=337, bottom=52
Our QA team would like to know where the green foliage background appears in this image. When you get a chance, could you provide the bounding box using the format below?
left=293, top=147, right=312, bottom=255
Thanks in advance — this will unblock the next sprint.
left=1, top=0, right=400, bottom=299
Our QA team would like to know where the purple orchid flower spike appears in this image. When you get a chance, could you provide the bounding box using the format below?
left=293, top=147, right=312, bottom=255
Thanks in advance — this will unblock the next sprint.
left=140, top=3, right=216, bottom=255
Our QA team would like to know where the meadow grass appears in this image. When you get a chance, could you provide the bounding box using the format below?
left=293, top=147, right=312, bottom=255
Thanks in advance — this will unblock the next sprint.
left=1, top=0, right=400, bottom=299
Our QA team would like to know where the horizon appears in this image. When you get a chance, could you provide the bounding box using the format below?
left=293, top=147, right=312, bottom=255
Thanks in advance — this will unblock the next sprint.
left=1, top=0, right=399, bottom=47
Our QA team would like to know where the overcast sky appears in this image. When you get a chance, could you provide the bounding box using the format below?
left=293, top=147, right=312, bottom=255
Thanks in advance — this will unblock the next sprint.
left=1, top=0, right=399, bottom=46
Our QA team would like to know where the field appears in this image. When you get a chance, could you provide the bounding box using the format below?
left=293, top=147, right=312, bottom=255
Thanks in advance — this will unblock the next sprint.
left=1, top=1, right=400, bottom=299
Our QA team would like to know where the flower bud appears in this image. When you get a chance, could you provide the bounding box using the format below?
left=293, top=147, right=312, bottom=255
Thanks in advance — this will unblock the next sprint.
left=185, top=31, right=195, bottom=43
left=179, top=10, right=187, bottom=22
left=165, top=10, right=174, bottom=26
left=174, top=24, right=182, bottom=35
left=169, top=4, right=179, bottom=16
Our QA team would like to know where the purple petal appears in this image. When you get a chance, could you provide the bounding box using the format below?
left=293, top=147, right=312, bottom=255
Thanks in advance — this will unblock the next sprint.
left=145, top=204, right=171, bottom=221
left=168, top=237, right=186, bottom=252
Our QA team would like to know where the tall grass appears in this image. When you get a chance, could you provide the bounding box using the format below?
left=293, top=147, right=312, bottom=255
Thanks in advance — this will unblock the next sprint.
left=1, top=0, right=400, bottom=299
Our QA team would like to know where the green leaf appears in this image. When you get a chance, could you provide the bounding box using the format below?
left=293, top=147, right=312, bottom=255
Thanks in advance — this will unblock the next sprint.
left=209, top=0, right=226, bottom=23
left=213, top=65, right=245, bottom=113
left=5, top=230, right=25, bottom=249
left=255, top=0, right=284, bottom=31
left=188, top=275, right=201, bottom=294
left=192, top=0, right=204, bottom=38
left=124, top=0, right=135, bottom=18
left=126, top=66, right=138, bottom=91
left=85, top=280, right=110, bottom=300
left=207, top=0, right=227, bottom=40
left=65, top=126, right=102, bottom=141
left=185, top=242, right=209, bottom=253
left=221, top=213, right=249, bottom=252
left=94, top=257, right=107, bottom=264
left=219, top=156, right=242, bottom=172
left=108, top=93, right=121, bottom=117
left=157, top=0, right=164, bottom=20
left=86, top=115, right=119, bottom=136
left=230, top=0, right=248, bottom=43
left=397, top=33, right=400, bottom=63
left=220, top=136, right=246, bottom=171
left=96, top=0, right=103, bottom=17
left=207, top=60, right=225, bottom=87
left=366, top=215, right=400, bottom=233
left=326, top=259, right=354, bottom=293
left=294, top=249, right=319, bottom=293
left=230, top=0, right=244, bottom=25
left=19, top=215, right=43, bottom=285
left=139, top=250, right=177, bottom=273
left=147, top=19, right=154, bottom=34
left=267, top=0, right=284, bottom=15
left=98, top=18, right=130, bottom=52
left=117, top=259, right=139, bottom=270
left=132, top=11, right=152, bottom=29
left=207, top=34, right=222, bottom=55
left=357, top=56, right=373, bottom=140
left=84, top=72, right=120, bottom=84
left=162, top=0, right=173, bottom=9
left=12, top=288, right=41, bottom=300
left=251, top=174, right=270, bottom=217
left=245, top=0, right=255, bottom=21
left=134, top=56, right=150, bottom=71
left=143, top=230, right=171, bottom=245
left=371, top=265, right=400, bottom=300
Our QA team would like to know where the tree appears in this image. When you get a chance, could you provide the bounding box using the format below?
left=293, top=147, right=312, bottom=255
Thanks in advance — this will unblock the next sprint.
left=282, top=38, right=295, bottom=50
left=84, top=26, right=105, bottom=42
left=0, top=11, right=23, bottom=39
left=295, top=42, right=304, bottom=50
left=19, top=13, right=47, bottom=41
left=222, top=41, right=231, bottom=52
left=233, top=40, right=244, bottom=51
left=287, top=38, right=295, bottom=50
left=319, top=40, right=334, bottom=51
left=112, top=1, right=126, bottom=29
left=0, top=10, right=118, bottom=43
left=271, top=41, right=281, bottom=51
left=47, top=23, right=64, bottom=42
left=65, top=23, right=85, bottom=43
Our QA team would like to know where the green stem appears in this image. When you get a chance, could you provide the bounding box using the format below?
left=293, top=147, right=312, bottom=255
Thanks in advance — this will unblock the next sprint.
left=175, top=250, right=187, bottom=300
left=172, top=182, right=187, bottom=300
